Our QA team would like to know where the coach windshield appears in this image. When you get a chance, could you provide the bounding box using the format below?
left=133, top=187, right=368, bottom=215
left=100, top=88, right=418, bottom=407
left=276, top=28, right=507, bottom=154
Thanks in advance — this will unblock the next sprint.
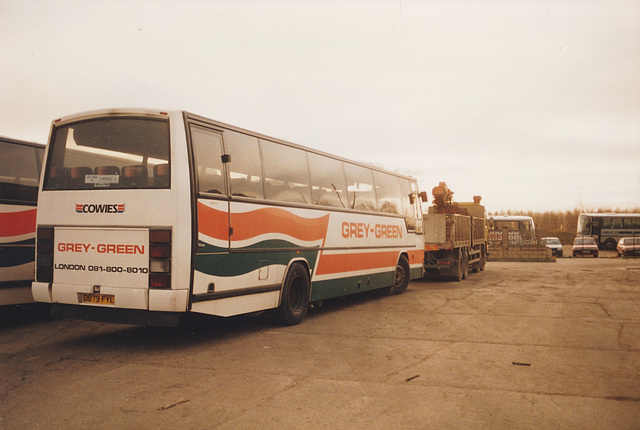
left=43, top=117, right=170, bottom=190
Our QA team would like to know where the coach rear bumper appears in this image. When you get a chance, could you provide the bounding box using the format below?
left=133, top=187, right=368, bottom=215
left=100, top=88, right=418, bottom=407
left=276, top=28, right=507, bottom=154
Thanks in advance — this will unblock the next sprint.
left=32, top=281, right=188, bottom=312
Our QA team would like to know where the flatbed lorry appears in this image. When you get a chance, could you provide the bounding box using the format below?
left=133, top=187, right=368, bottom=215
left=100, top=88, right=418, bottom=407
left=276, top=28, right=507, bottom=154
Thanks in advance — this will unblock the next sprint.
left=423, top=182, right=488, bottom=281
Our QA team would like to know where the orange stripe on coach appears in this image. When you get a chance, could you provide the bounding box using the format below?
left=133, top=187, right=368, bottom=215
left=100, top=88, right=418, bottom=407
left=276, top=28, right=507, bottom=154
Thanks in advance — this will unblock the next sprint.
left=198, top=202, right=330, bottom=242
left=314, top=251, right=398, bottom=276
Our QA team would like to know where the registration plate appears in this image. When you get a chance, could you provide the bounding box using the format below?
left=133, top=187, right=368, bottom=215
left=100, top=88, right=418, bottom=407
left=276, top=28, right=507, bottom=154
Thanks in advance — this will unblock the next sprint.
left=78, top=293, right=115, bottom=305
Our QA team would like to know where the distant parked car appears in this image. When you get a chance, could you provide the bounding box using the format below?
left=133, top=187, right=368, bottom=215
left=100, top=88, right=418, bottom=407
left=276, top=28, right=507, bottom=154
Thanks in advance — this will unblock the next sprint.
left=617, top=237, right=640, bottom=258
left=572, top=236, right=599, bottom=258
left=541, top=237, right=563, bottom=257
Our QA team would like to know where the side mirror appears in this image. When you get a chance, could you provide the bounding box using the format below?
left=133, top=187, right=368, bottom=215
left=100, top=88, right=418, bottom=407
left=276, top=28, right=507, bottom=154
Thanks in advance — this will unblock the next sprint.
left=419, top=191, right=428, bottom=202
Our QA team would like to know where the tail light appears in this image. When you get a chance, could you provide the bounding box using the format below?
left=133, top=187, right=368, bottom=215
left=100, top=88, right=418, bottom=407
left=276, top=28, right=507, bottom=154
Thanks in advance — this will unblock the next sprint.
left=36, top=226, right=54, bottom=282
left=149, top=229, right=171, bottom=289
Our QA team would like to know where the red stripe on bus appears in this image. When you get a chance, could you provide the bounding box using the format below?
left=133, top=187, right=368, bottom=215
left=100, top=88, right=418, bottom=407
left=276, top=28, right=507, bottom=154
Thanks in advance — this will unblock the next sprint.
left=314, top=251, right=397, bottom=276
left=0, top=208, right=37, bottom=238
left=197, top=202, right=330, bottom=242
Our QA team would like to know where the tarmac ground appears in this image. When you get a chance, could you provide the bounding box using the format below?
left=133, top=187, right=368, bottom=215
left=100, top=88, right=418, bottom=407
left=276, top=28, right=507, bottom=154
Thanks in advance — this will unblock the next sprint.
left=1, top=254, right=639, bottom=429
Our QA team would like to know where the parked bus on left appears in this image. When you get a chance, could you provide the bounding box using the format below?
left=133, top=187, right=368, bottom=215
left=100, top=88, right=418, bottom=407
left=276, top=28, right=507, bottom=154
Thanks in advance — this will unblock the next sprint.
left=0, top=136, right=44, bottom=305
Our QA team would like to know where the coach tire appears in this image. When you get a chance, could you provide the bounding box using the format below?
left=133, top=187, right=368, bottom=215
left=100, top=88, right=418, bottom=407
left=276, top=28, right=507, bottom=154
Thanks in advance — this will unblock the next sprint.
left=392, top=255, right=410, bottom=294
left=603, top=239, right=616, bottom=251
left=276, top=263, right=310, bottom=326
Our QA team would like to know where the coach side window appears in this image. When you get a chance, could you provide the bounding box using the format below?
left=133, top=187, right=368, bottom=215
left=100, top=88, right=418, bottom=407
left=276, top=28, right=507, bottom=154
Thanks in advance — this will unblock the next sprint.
left=0, top=140, right=40, bottom=203
left=411, top=181, right=423, bottom=232
left=190, top=125, right=226, bottom=196
left=308, top=153, right=347, bottom=208
left=224, top=132, right=264, bottom=199
left=611, top=217, right=623, bottom=229
left=261, top=140, right=311, bottom=205
left=344, top=163, right=376, bottom=212
left=373, top=171, right=402, bottom=215
left=398, top=179, right=413, bottom=230
left=624, top=217, right=640, bottom=229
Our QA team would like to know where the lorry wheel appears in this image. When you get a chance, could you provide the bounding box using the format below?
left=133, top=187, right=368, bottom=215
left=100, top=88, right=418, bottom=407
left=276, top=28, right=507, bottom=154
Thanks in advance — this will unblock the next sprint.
left=275, top=263, right=310, bottom=326
left=461, top=250, right=469, bottom=280
left=479, top=248, right=486, bottom=271
left=452, top=249, right=464, bottom=282
left=391, top=255, right=410, bottom=294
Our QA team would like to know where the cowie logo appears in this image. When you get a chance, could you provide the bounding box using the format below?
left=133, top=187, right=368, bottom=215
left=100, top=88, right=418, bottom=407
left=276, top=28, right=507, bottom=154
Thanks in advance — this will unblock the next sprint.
left=75, top=204, right=125, bottom=214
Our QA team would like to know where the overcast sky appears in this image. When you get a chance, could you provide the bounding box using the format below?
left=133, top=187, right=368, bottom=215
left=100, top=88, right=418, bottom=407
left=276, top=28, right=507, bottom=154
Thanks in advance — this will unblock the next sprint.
left=1, top=0, right=639, bottom=212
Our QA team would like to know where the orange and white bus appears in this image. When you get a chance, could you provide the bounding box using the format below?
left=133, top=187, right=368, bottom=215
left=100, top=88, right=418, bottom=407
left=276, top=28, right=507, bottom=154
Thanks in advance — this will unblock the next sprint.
left=1, top=136, right=44, bottom=305
left=32, top=109, right=424, bottom=326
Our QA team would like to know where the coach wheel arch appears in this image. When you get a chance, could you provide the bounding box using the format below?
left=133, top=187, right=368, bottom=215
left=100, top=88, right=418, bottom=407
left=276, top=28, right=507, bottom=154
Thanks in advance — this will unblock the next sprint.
left=275, top=261, right=311, bottom=325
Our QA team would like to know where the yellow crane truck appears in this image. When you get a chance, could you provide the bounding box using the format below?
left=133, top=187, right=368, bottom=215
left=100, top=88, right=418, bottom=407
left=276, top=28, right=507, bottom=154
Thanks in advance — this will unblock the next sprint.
left=423, top=182, right=488, bottom=281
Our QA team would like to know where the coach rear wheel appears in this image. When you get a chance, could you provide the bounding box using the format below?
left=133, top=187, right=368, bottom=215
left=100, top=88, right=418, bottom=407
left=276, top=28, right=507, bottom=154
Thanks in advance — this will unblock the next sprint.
left=275, top=263, right=310, bottom=326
